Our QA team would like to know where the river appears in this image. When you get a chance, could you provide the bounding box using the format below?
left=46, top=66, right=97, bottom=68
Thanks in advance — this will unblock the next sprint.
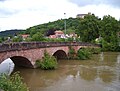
left=14, top=52, right=120, bottom=91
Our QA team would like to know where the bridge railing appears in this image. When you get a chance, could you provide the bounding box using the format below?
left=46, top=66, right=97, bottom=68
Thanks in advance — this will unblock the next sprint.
left=0, top=42, right=100, bottom=52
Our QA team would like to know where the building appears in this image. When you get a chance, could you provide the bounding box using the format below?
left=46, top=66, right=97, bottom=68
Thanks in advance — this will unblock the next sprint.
left=48, top=30, right=66, bottom=39
left=21, top=34, right=30, bottom=40
left=76, top=14, right=87, bottom=18
left=49, top=35, right=57, bottom=38
left=76, top=12, right=91, bottom=18
left=48, top=30, right=78, bottom=40
left=55, top=31, right=65, bottom=38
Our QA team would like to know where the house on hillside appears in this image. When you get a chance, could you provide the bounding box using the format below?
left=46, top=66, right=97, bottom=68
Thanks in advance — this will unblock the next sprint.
left=55, top=31, right=65, bottom=38
left=21, top=34, right=30, bottom=40
left=48, top=30, right=66, bottom=39
left=48, top=30, right=78, bottom=41
left=49, top=35, right=56, bottom=38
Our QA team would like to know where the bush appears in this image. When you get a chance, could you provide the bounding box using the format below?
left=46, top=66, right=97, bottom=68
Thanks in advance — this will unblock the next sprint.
left=101, top=39, right=120, bottom=52
left=90, top=48, right=101, bottom=54
left=77, top=48, right=92, bottom=60
left=36, top=51, right=58, bottom=70
left=0, top=72, right=29, bottom=91
left=31, top=32, right=45, bottom=41
left=68, top=46, right=76, bottom=59
left=0, top=37, right=3, bottom=43
left=12, top=36, right=22, bottom=42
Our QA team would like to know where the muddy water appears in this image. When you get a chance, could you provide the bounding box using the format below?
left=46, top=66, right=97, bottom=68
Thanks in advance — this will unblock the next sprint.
left=15, top=52, right=120, bottom=91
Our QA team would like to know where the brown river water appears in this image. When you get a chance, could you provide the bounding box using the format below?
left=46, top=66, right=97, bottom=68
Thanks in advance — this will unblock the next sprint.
left=15, top=52, right=120, bottom=91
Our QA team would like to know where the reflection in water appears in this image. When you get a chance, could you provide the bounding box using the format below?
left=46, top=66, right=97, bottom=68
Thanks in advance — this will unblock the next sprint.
left=79, top=66, right=97, bottom=81
left=99, top=70, right=115, bottom=83
left=117, top=53, right=120, bottom=64
left=14, top=52, right=120, bottom=91
left=99, top=52, right=104, bottom=61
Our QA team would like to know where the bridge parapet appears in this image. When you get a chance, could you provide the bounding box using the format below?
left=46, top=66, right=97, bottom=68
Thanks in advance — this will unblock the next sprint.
left=0, top=42, right=100, bottom=52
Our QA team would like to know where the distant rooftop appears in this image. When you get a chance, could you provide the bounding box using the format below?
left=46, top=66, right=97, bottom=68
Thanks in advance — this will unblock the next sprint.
left=76, top=12, right=91, bottom=18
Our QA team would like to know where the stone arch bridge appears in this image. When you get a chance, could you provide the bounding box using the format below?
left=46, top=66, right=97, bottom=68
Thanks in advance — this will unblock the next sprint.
left=0, top=42, right=100, bottom=68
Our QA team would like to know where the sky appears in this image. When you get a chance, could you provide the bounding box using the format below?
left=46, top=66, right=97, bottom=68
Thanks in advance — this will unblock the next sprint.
left=0, top=0, right=120, bottom=31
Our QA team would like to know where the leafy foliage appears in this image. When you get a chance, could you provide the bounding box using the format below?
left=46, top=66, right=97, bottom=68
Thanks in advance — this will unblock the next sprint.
left=68, top=46, right=76, bottom=59
left=77, top=48, right=92, bottom=60
left=90, top=48, right=101, bottom=54
left=0, top=37, right=3, bottom=43
left=0, top=72, right=29, bottom=91
left=100, top=15, right=120, bottom=51
left=36, top=51, right=58, bottom=70
left=31, top=32, right=45, bottom=41
left=12, top=36, right=22, bottom=42
left=77, top=47, right=101, bottom=60
left=25, top=18, right=80, bottom=35
left=76, top=14, right=100, bottom=42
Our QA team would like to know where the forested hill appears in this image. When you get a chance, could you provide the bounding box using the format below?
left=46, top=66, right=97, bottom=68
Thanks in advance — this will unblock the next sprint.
left=25, top=14, right=120, bottom=43
left=0, top=29, right=25, bottom=37
left=25, top=17, right=80, bottom=35
left=25, top=14, right=120, bottom=51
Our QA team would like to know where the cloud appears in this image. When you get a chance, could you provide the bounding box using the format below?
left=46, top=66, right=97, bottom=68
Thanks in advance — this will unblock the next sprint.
left=0, top=0, right=79, bottom=31
left=0, top=0, right=19, bottom=17
left=68, top=0, right=120, bottom=20
left=0, top=0, right=120, bottom=31
left=69, top=0, right=101, bottom=6
left=0, top=0, right=6, bottom=2
left=69, top=0, right=120, bottom=8
left=0, top=8, right=18, bottom=18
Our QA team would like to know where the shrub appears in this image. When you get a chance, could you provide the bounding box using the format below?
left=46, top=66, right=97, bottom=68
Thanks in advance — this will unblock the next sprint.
left=77, top=48, right=92, bottom=60
left=0, top=72, right=29, bottom=91
left=36, top=51, right=58, bottom=70
left=12, top=36, right=22, bottom=42
left=68, top=46, right=76, bottom=59
left=90, top=48, right=101, bottom=54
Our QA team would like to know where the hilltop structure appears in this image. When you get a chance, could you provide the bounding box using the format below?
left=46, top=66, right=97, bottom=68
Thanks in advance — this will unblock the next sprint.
left=76, top=12, right=91, bottom=18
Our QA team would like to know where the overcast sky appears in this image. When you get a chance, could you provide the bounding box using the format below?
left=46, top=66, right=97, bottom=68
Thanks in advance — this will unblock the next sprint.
left=0, top=0, right=120, bottom=31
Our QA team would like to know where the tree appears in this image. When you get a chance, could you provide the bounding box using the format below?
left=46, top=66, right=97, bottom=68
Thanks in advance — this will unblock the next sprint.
left=12, top=36, right=22, bottom=42
left=31, top=32, right=45, bottom=41
left=101, top=15, right=119, bottom=42
left=100, top=15, right=120, bottom=51
left=76, top=14, right=100, bottom=42
left=0, top=37, right=3, bottom=43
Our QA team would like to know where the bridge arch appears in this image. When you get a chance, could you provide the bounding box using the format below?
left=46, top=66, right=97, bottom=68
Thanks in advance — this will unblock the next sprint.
left=10, top=56, right=34, bottom=68
left=53, top=50, right=68, bottom=59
